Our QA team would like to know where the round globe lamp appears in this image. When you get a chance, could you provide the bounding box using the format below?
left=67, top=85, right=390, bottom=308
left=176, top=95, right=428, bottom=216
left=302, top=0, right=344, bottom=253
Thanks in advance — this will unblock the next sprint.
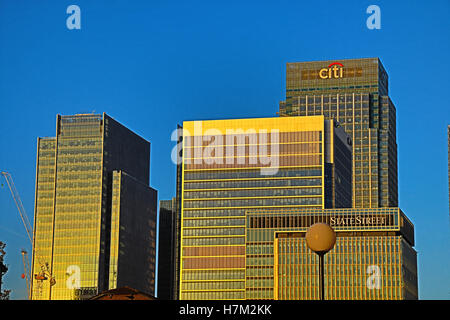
left=305, top=223, right=336, bottom=300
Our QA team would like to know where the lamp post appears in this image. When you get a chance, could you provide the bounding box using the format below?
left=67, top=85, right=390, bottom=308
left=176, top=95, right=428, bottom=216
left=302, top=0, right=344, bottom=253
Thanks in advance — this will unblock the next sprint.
left=305, top=223, right=336, bottom=300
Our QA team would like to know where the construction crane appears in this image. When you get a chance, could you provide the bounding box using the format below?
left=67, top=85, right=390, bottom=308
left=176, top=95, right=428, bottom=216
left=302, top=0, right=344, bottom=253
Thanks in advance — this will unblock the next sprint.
left=0, top=172, right=33, bottom=244
left=0, top=171, right=55, bottom=299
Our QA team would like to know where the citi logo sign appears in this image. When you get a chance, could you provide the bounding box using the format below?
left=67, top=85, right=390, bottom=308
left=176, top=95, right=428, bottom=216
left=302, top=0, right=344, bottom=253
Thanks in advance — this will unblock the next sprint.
left=319, top=62, right=344, bottom=79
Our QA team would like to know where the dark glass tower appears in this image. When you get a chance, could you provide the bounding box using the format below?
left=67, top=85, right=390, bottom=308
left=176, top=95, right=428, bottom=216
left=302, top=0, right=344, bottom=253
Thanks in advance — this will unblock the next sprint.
left=108, top=170, right=157, bottom=295
left=157, top=198, right=176, bottom=300
left=159, top=124, right=183, bottom=300
left=31, top=113, right=157, bottom=300
left=279, top=58, right=397, bottom=208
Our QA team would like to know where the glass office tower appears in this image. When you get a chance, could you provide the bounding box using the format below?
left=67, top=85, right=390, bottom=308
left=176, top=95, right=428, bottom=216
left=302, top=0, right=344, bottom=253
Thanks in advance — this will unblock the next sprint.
left=157, top=198, right=177, bottom=300
left=271, top=58, right=418, bottom=300
left=179, top=116, right=352, bottom=300
left=31, top=113, right=157, bottom=300
left=246, top=207, right=417, bottom=300
left=279, top=58, right=397, bottom=208
left=108, top=170, right=157, bottom=294
left=163, top=124, right=184, bottom=300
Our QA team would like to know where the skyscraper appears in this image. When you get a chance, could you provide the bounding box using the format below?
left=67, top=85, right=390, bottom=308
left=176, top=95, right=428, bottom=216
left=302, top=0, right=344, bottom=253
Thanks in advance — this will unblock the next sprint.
left=178, top=115, right=352, bottom=299
left=31, top=113, right=157, bottom=300
left=246, top=207, right=417, bottom=299
left=279, top=58, right=397, bottom=208
left=269, top=58, right=417, bottom=299
left=157, top=198, right=177, bottom=300
left=108, top=170, right=157, bottom=294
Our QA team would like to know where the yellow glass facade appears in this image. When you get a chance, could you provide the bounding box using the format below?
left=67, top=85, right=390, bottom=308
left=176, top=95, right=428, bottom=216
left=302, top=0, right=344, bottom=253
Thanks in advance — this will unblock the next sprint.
left=246, top=207, right=418, bottom=300
left=31, top=137, right=56, bottom=299
left=108, top=171, right=121, bottom=290
left=276, top=236, right=412, bottom=300
left=32, top=115, right=103, bottom=300
left=31, top=113, right=156, bottom=300
left=179, top=116, right=352, bottom=300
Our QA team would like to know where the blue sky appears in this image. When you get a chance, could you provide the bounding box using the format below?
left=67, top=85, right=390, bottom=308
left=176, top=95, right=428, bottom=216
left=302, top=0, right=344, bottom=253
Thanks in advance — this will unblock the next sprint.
left=0, top=0, right=449, bottom=299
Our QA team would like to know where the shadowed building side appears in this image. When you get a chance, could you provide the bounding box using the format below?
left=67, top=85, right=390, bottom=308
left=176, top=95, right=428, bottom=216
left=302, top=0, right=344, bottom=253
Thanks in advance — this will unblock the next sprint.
left=279, top=58, right=398, bottom=209
left=157, top=198, right=177, bottom=300
left=108, top=171, right=157, bottom=296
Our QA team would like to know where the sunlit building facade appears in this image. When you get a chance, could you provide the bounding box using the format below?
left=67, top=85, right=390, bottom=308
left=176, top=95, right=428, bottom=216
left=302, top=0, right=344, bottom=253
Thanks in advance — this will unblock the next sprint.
left=31, top=113, right=157, bottom=300
left=246, top=207, right=417, bottom=300
left=179, top=116, right=352, bottom=299
left=279, top=58, right=397, bottom=208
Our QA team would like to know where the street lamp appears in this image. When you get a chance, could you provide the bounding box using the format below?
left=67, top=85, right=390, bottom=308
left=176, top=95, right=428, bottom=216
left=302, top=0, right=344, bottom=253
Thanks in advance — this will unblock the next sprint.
left=305, top=223, right=336, bottom=300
